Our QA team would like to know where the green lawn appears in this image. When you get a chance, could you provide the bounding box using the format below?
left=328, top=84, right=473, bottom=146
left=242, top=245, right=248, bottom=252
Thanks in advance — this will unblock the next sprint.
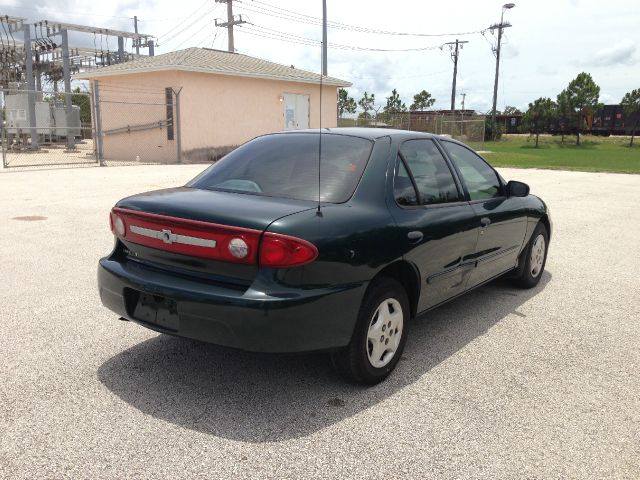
left=472, top=135, right=640, bottom=174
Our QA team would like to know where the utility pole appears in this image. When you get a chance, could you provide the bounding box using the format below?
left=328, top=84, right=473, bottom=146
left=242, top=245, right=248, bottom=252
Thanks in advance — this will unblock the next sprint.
left=60, top=28, right=75, bottom=150
left=444, top=39, right=468, bottom=111
left=133, top=16, right=139, bottom=55
left=322, top=0, right=327, bottom=75
left=490, top=3, right=515, bottom=139
left=215, top=0, right=246, bottom=53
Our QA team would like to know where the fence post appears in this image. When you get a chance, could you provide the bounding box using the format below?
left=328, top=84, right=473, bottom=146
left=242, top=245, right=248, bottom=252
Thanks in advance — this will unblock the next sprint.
left=1, top=112, right=5, bottom=169
left=23, top=23, right=38, bottom=149
left=174, top=87, right=183, bottom=164
left=93, top=80, right=104, bottom=165
left=117, top=36, right=124, bottom=63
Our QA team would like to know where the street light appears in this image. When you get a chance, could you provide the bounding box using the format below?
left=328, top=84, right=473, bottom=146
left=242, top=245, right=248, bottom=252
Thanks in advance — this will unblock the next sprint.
left=490, top=3, right=516, bottom=140
left=502, top=3, right=515, bottom=22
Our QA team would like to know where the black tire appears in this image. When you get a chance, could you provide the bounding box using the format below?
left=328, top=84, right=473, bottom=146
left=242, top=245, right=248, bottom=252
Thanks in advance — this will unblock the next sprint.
left=511, top=222, right=548, bottom=289
left=330, top=277, right=409, bottom=385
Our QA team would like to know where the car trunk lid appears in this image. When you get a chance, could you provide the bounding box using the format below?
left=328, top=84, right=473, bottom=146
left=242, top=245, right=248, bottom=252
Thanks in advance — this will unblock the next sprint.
left=112, top=187, right=317, bottom=286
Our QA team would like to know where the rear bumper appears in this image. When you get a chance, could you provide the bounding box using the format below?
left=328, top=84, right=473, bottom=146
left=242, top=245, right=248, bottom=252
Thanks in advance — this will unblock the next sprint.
left=98, top=258, right=366, bottom=353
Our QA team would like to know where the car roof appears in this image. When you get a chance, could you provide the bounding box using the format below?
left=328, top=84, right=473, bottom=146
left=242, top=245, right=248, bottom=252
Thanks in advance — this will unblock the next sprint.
left=279, top=127, right=442, bottom=141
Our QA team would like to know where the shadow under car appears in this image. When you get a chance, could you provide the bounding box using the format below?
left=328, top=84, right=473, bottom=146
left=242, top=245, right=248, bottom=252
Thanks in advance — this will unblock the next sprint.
left=98, top=271, right=551, bottom=442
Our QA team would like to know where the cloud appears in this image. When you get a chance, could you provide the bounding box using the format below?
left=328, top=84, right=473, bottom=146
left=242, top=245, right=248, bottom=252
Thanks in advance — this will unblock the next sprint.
left=5, top=0, right=638, bottom=114
left=330, top=53, right=399, bottom=103
left=536, top=65, right=558, bottom=76
left=501, top=43, right=519, bottom=59
left=599, top=92, right=618, bottom=104
left=589, top=40, right=637, bottom=66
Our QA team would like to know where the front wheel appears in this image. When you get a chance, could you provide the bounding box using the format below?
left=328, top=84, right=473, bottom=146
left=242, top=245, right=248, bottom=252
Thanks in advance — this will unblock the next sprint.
left=330, top=277, right=409, bottom=385
left=511, top=222, right=548, bottom=288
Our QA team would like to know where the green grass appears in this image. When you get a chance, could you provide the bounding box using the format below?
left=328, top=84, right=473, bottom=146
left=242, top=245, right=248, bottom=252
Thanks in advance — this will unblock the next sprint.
left=473, top=135, right=640, bottom=174
left=334, top=124, right=640, bottom=173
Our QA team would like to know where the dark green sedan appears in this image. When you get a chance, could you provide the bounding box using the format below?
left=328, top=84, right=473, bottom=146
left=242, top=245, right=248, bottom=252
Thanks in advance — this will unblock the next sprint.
left=98, top=128, right=551, bottom=384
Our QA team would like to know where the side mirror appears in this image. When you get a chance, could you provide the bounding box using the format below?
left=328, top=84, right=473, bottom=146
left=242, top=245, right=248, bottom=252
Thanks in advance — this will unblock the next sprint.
left=507, top=180, right=530, bottom=197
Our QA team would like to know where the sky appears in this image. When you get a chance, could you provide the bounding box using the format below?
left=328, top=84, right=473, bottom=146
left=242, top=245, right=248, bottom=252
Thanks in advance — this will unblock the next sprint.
left=3, top=0, right=639, bottom=113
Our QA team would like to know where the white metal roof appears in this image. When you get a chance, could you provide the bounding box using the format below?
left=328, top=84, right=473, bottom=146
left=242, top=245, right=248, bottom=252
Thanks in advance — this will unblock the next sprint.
left=76, top=47, right=351, bottom=87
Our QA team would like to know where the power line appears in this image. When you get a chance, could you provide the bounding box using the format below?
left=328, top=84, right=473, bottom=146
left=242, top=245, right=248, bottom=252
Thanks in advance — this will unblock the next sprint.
left=239, top=26, right=317, bottom=48
left=6, top=6, right=187, bottom=22
left=157, top=0, right=212, bottom=41
left=198, top=25, right=222, bottom=49
left=243, top=0, right=484, bottom=37
left=208, top=27, right=227, bottom=49
left=241, top=25, right=449, bottom=52
left=166, top=13, right=218, bottom=50
left=332, top=69, right=451, bottom=81
left=244, top=25, right=318, bottom=44
left=143, top=0, right=487, bottom=58
left=238, top=4, right=332, bottom=31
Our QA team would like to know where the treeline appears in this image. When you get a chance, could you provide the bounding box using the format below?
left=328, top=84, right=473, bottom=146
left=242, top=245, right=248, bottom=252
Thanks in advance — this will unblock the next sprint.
left=338, top=88, right=436, bottom=121
left=338, top=72, right=640, bottom=147
left=521, top=73, right=639, bottom=147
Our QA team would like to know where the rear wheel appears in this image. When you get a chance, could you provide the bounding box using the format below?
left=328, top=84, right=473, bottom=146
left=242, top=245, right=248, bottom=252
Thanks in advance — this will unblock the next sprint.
left=511, top=222, right=548, bottom=288
left=331, top=277, right=409, bottom=385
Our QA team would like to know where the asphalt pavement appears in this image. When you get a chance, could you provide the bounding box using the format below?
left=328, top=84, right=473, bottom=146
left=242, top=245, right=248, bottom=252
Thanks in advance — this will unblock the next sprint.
left=1, top=165, right=638, bottom=479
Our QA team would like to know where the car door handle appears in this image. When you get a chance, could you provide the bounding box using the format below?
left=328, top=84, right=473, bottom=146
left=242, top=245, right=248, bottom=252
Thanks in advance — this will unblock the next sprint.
left=407, top=231, right=424, bottom=243
left=480, top=217, right=491, bottom=227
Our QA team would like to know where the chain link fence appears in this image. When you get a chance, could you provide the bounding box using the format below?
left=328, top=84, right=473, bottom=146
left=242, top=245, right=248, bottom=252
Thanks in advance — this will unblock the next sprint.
left=438, top=119, right=486, bottom=146
left=2, top=85, right=486, bottom=170
left=1, top=82, right=183, bottom=168
left=1, top=88, right=97, bottom=168
left=338, top=112, right=486, bottom=145
left=94, top=81, right=181, bottom=166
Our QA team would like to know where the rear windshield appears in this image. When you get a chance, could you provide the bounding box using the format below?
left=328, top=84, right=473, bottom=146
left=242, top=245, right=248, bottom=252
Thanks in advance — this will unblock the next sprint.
left=188, top=133, right=373, bottom=203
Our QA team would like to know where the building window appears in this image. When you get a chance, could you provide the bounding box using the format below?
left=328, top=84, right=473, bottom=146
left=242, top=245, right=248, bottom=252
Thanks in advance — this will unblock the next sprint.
left=165, top=88, right=174, bottom=141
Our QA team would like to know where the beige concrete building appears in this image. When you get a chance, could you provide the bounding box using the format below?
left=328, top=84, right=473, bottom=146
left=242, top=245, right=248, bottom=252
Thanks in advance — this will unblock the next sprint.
left=79, top=48, right=350, bottom=163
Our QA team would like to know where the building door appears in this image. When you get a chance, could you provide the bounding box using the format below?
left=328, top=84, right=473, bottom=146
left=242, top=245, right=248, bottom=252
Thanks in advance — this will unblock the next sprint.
left=283, top=93, right=310, bottom=130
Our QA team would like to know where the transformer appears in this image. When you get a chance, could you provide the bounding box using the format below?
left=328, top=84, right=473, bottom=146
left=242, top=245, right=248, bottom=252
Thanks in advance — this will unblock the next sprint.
left=5, top=93, right=53, bottom=135
left=52, top=105, right=81, bottom=139
left=3, top=91, right=82, bottom=141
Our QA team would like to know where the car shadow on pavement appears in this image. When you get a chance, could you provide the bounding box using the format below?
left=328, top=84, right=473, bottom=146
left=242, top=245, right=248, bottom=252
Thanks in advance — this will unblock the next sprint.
left=98, top=271, right=551, bottom=443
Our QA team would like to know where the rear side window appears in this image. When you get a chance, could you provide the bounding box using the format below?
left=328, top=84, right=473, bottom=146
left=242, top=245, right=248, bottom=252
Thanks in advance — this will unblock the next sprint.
left=394, top=139, right=460, bottom=206
left=188, top=133, right=373, bottom=203
left=394, top=161, right=419, bottom=206
left=441, top=141, right=502, bottom=200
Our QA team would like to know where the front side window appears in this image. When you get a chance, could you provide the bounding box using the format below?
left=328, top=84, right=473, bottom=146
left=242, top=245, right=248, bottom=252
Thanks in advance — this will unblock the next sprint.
left=394, top=139, right=460, bottom=206
left=188, top=133, right=373, bottom=203
left=441, top=141, right=502, bottom=200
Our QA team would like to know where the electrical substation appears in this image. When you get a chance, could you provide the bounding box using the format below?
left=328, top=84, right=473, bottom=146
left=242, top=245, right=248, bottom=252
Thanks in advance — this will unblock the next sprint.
left=0, top=15, right=155, bottom=157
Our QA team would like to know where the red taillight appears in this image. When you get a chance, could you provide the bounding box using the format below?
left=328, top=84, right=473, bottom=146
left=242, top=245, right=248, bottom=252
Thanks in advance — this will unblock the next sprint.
left=109, top=208, right=318, bottom=268
left=110, top=207, right=261, bottom=264
left=259, top=233, right=318, bottom=268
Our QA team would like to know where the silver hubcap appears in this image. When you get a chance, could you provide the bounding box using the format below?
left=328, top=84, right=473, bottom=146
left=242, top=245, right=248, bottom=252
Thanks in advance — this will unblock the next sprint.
left=530, top=234, right=546, bottom=278
left=366, top=298, right=403, bottom=369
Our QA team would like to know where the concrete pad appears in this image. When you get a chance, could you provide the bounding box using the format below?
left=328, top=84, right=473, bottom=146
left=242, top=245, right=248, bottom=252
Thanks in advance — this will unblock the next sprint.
left=0, top=165, right=638, bottom=479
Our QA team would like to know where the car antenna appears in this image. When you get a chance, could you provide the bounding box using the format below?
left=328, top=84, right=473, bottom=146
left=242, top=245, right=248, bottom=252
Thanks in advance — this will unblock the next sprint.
left=316, top=39, right=323, bottom=217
